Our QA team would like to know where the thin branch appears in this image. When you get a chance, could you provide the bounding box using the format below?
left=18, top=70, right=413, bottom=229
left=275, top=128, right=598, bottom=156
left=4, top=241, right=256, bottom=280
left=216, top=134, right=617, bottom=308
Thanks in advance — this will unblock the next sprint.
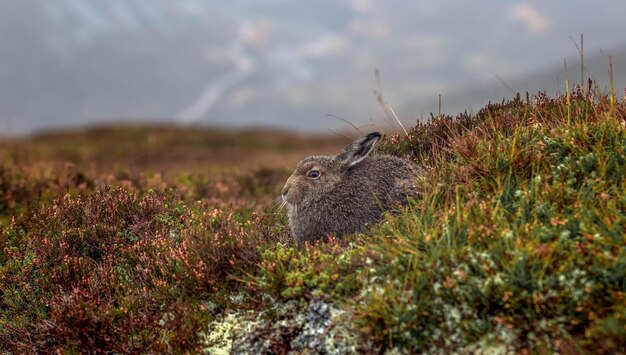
left=326, top=114, right=363, bottom=134
left=327, top=128, right=353, bottom=140
left=386, top=102, right=409, bottom=138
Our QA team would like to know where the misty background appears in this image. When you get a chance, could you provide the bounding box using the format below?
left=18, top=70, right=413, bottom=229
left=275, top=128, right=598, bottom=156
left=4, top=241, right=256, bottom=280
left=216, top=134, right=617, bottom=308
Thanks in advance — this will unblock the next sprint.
left=1, top=0, right=625, bottom=136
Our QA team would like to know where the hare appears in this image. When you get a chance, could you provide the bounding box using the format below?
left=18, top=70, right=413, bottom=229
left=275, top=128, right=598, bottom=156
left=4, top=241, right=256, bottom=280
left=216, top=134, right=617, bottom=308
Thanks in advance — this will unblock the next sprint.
left=281, top=132, right=421, bottom=245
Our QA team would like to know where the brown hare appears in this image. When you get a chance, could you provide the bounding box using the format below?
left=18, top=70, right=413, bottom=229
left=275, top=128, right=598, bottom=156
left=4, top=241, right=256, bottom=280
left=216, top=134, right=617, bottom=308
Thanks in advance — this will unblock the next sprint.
left=281, top=132, right=421, bottom=245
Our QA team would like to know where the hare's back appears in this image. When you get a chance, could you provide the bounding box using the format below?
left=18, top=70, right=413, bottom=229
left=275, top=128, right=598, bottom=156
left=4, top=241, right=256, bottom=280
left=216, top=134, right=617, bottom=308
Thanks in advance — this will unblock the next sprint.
left=353, top=155, right=419, bottom=199
left=356, top=155, right=417, bottom=178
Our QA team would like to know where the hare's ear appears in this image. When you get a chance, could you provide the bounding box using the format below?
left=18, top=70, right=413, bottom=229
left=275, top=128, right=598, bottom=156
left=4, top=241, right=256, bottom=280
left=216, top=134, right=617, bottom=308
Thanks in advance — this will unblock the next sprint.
left=335, top=132, right=381, bottom=169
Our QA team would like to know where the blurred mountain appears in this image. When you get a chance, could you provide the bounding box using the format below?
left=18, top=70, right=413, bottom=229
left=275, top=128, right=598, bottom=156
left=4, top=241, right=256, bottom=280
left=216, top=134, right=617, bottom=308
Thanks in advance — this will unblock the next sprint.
left=1, top=1, right=625, bottom=135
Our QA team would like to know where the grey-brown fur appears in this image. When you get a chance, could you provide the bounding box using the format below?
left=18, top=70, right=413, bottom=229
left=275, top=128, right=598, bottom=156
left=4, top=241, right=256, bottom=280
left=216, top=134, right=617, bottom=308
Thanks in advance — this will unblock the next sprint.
left=281, top=132, right=421, bottom=245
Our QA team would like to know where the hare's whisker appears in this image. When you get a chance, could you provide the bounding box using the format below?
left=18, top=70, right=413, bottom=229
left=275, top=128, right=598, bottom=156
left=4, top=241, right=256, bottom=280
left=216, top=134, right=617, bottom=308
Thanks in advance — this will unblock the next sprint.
left=268, top=196, right=283, bottom=209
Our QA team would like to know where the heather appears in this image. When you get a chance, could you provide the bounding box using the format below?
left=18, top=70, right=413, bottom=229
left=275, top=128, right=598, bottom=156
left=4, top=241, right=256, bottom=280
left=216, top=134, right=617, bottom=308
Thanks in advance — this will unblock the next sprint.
left=1, top=87, right=626, bottom=353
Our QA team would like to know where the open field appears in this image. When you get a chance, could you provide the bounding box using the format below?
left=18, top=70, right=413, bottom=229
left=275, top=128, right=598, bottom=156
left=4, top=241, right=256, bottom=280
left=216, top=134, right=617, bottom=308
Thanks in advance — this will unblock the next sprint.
left=0, top=127, right=347, bottom=223
left=1, top=87, right=626, bottom=353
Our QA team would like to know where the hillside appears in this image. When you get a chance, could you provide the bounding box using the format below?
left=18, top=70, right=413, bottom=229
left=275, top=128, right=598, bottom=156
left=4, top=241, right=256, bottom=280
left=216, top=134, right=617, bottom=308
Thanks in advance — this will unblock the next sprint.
left=1, top=88, right=625, bottom=353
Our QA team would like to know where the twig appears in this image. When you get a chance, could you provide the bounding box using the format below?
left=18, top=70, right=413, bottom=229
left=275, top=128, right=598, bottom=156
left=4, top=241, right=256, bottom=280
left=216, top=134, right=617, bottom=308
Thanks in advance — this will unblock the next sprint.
left=327, top=128, right=354, bottom=140
left=326, top=114, right=363, bottom=134
left=386, top=102, right=409, bottom=138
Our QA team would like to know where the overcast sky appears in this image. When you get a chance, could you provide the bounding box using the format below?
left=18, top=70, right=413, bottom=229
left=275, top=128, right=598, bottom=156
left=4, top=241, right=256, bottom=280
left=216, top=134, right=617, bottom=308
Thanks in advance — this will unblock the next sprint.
left=1, top=0, right=625, bottom=135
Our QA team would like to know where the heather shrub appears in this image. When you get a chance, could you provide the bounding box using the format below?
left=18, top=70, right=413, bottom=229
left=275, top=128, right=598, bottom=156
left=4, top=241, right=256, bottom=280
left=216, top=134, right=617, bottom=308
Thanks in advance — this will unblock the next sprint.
left=0, top=186, right=279, bottom=352
left=256, top=239, right=376, bottom=300
left=0, top=162, right=88, bottom=217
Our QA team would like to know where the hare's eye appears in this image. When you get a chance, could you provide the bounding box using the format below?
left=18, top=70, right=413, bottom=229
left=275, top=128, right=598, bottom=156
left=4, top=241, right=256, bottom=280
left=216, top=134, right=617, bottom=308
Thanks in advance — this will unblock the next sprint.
left=307, top=170, right=320, bottom=179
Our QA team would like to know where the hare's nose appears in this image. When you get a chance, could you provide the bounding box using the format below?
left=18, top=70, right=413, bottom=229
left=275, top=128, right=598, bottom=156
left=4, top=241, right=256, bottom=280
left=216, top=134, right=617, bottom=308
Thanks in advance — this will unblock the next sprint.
left=282, top=176, right=293, bottom=197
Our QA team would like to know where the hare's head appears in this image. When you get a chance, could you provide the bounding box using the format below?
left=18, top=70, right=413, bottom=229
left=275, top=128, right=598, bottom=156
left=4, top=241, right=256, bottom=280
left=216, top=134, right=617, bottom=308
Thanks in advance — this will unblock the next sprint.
left=281, top=132, right=381, bottom=207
